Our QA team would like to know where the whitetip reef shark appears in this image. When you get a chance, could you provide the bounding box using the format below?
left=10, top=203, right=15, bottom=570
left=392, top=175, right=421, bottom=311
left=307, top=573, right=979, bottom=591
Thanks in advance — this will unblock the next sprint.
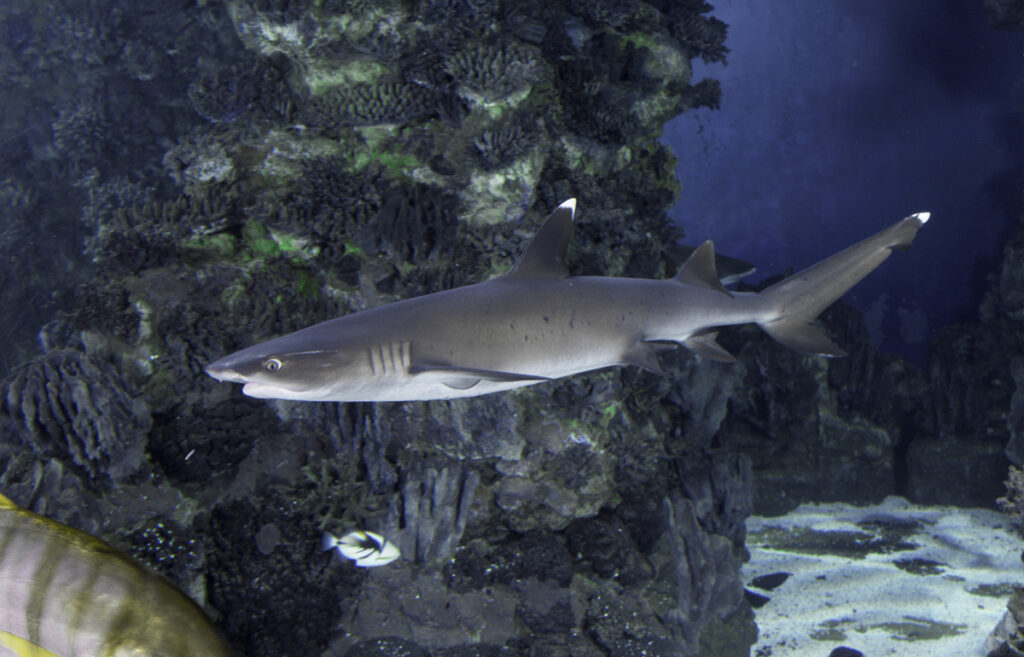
left=206, top=199, right=930, bottom=402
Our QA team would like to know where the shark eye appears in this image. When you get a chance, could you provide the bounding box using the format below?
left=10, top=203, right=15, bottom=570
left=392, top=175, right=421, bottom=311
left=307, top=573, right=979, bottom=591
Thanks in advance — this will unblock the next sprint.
left=264, top=358, right=282, bottom=372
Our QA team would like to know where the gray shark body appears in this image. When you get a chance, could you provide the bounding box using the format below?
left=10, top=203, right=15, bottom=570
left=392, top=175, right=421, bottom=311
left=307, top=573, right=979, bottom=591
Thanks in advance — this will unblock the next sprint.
left=205, top=199, right=929, bottom=402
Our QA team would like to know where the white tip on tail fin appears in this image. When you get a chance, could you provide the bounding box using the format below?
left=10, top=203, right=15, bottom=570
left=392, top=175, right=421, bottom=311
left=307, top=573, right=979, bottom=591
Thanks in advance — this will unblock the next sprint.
left=756, top=211, right=930, bottom=357
left=558, top=198, right=577, bottom=217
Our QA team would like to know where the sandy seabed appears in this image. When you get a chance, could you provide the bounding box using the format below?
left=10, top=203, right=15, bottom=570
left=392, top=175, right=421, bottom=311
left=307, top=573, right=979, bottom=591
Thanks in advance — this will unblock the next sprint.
left=745, top=496, right=1023, bottom=657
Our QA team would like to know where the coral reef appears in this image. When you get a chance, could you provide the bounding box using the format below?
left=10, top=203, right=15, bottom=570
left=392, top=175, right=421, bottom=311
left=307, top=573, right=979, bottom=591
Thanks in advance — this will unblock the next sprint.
left=0, top=349, right=151, bottom=481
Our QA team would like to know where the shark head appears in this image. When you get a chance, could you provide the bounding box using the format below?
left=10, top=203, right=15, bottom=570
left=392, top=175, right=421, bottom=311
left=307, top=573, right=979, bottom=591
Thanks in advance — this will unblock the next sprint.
left=205, top=331, right=372, bottom=401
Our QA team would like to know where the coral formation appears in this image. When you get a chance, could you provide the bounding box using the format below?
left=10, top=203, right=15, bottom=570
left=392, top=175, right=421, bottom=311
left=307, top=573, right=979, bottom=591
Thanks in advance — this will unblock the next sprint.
left=303, top=82, right=440, bottom=128
left=188, top=59, right=296, bottom=124
left=0, top=349, right=151, bottom=481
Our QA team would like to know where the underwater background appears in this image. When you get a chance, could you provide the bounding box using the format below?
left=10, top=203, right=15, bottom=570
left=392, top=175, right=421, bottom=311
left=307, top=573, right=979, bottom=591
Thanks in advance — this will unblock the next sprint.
left=0, top=1, right=1022, bottom=656
left=664, top=0, right=1023, bottom=362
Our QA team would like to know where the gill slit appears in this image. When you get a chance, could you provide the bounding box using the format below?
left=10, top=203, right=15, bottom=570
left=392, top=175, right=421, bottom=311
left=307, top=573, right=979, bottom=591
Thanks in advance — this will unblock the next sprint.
left=368, top=342, right=411, bottom=376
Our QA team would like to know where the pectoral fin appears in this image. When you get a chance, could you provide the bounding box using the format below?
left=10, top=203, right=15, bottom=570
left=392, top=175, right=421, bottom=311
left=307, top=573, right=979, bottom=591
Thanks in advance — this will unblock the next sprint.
left=409, top=362, right=552, bottom=390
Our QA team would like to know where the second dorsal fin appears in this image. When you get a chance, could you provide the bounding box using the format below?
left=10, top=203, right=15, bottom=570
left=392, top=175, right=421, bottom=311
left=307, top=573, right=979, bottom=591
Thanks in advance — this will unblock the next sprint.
left=507, top=199, right=576, bottom=279
left=673, top=241, right=732, bottom=297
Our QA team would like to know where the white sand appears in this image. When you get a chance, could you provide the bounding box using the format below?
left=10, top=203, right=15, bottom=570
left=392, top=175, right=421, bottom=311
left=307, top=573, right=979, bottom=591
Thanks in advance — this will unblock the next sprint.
left=745, top=496, right=1024, bottom=657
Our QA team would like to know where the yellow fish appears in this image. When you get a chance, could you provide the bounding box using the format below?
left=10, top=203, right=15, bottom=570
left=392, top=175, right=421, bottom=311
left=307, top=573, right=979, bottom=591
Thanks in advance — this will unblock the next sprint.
left=0, top=493, right=233, bottom=657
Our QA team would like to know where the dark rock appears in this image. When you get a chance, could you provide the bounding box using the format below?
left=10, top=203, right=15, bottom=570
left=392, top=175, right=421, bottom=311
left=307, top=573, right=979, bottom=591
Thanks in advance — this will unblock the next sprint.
left=928, top=323, right=1015, bottom=443
left=646, top=490, right=751, bottom=654
left=905, top=438, right=1009, bottom=506
left=206, top=491, right=360, bottom=657
left=892, top=557, right=946, bottom=576
left=582, top=584, right=677, bottom=657
left=434, top=645, right=511, bottom=657
left=721, top=319, right=900, bottom=514
left=984, top=586, right=1024, bottom=656
left=147, top=400, right=262, bottom=483
left=373, top=184, right=459, bottom=263
left=829, top=648, right=865, bottom=657
left=750, top=572, right=790, bottom=591
left=346, top=637, right=429, bottom=657
left=515, top=579, right=576, bottom=634
left=744, top=588, right=770, bottom=609
left=984, top=0, right=1024, bottom=29
left=565, top=512, right=653, bottom=585
left=378, top=456, right=479, bottom=564
left=674, top=449, right=753, bottom=547
left=490, top=533, right=575, bottom=587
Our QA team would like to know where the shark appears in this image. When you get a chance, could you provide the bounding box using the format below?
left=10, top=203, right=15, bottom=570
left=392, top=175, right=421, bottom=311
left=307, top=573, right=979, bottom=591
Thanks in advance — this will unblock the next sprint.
left=205, top=199, right=930, bottom=402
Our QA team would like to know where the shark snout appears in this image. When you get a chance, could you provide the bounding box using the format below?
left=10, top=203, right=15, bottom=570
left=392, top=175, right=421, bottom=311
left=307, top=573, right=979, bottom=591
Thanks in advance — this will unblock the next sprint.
left=204, top=358, right=244, bottom=383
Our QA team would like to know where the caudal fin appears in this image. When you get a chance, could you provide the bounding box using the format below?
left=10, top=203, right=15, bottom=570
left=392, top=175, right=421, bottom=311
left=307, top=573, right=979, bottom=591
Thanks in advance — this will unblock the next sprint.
left=757, top=212, right=930, bottom=356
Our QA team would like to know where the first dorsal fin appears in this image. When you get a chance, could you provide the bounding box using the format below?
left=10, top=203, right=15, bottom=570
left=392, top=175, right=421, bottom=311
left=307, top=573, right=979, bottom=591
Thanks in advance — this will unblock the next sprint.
left=673, top=240, right=732, bottom=297
left=507, top=199, right=576, bottom=279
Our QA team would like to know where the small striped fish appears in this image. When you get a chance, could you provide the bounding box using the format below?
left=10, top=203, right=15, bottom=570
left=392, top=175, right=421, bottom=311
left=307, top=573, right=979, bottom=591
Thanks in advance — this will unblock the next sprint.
left=0, top=493, right=233, bottom=657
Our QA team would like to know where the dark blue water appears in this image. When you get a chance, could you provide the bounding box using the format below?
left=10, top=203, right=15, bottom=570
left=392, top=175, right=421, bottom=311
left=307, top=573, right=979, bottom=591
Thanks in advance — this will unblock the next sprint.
left=663, top=0, right=1023, bottom=360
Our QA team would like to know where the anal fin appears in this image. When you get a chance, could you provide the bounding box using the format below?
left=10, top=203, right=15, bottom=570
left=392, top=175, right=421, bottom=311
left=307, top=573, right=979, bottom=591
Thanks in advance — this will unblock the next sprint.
left=682, top=331, right=737, bottom=363
left=622, top=342, right=668, bottom=376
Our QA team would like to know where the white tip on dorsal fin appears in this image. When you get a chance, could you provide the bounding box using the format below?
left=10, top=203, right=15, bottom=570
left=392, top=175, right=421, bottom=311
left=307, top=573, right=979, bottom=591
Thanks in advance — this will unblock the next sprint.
left=911, top=211, right=930, bottom=224
left=507, top=199, right=576, bottom=279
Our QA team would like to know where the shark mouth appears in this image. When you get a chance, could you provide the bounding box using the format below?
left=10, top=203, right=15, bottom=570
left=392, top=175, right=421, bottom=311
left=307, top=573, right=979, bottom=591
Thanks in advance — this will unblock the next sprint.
left=241, top=382, right=316, bottom=400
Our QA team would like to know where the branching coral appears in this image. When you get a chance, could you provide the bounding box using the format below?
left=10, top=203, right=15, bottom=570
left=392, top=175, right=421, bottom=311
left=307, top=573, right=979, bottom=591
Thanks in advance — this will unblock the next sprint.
left=83, top=180, right=242, bottom=273
left=188, top=59, right=296, bottom=124
left=374, top=184, right=458, bottom=262
left=467, top=112, right=541, bottom=171
left=444, top=40, right=551, bottom=104
left=667, top=1, right=730, bottom=64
